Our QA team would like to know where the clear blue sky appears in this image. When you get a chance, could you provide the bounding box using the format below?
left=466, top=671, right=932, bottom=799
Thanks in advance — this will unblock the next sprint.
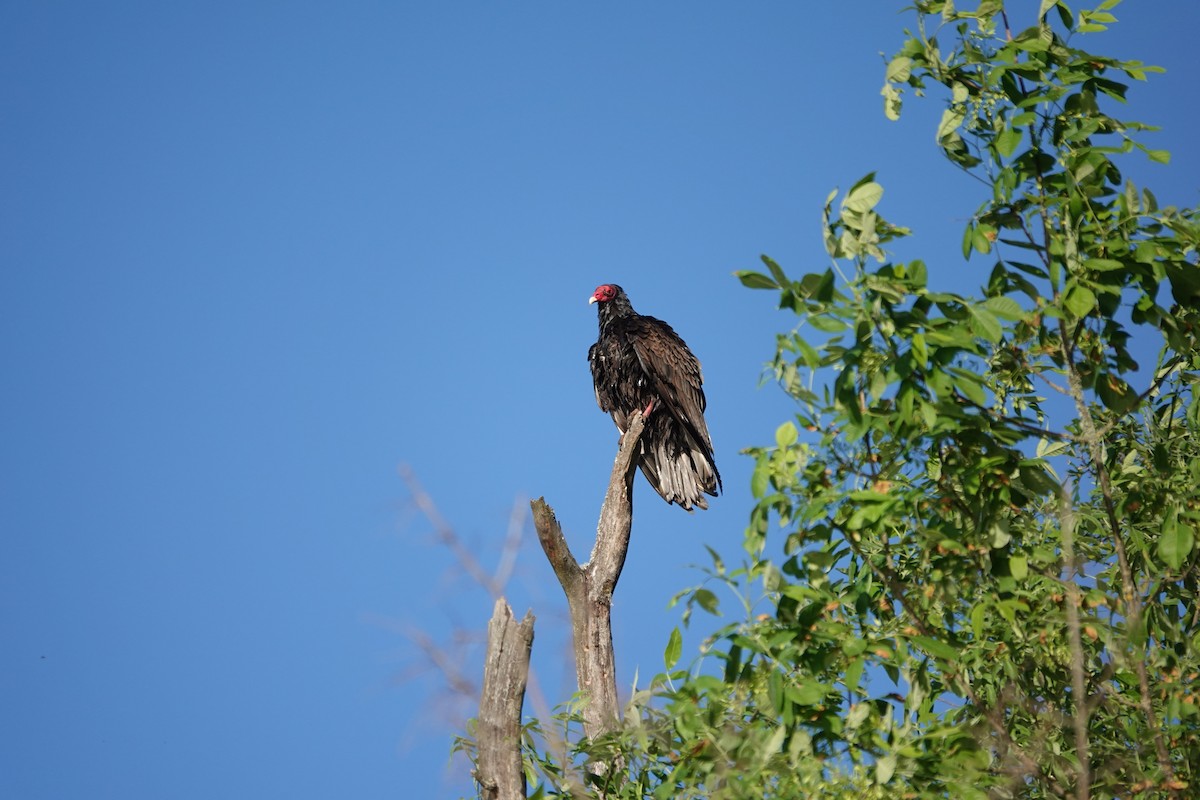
left=2, top=3, right=1196, bottom=798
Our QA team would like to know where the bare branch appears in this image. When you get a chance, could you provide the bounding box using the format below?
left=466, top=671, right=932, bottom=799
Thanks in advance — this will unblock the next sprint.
left=531, top=499, right=584, bottom=602
left=531, top=410, right=646, bottom=742
left=395, top=621, right=478, bottom=698
left=400, top=465, right=505, bottom=599
left=493, top=495, right=528, bottom=590
left=397, top=467, right=556, bottom=744
left=590, top=411, right=645, bottom=596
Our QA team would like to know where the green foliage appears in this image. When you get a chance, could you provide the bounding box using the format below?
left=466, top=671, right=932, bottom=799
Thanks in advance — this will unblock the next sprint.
left=461, top=3, right=1200, bottom=797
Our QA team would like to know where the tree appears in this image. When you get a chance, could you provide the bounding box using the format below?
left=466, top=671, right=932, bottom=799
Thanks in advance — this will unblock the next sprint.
left=462, top=414, right=649, bottom=798
left=463, top=2, right=1200, bottom=797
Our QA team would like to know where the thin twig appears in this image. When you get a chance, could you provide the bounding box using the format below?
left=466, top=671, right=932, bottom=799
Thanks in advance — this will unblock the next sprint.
left=394, top=620, right=478, bottom=697
left=400, top=465, right=505, bottom=599
left=1057, top=318, right=1178, bottom=795
left=397, top=467, right=556, bottom=730
left=493, top=495, right=527, bottom=591
left=1055, top=487, right=1092, bottom=800
left=955, top=393, right=1072, bottom=441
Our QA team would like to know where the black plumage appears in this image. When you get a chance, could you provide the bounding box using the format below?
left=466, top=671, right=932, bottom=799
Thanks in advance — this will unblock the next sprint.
left=588, top=284, right=721, bottom=511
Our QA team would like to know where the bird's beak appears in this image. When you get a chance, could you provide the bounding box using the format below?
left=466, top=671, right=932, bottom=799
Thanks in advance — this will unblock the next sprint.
left=588, top=295, right=598, bottom=305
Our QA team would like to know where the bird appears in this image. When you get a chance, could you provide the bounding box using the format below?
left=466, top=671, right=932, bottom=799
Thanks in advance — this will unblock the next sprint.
left=588, top=283, right=721, bottom=511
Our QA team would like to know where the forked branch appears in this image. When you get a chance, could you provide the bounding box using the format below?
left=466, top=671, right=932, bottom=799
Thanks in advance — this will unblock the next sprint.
left=531, top=410, right=645, bottom=739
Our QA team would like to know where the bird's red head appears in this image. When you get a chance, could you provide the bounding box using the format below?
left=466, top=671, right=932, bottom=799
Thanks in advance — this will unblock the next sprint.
left=589, top=284, right=619, bottom=305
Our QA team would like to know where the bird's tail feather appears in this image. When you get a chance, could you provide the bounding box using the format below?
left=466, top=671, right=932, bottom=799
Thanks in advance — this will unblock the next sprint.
left=637, top=438, right=719, bottom=512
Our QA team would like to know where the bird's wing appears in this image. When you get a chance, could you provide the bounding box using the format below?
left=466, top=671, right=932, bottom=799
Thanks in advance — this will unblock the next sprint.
left=627, top=317, right=713, bottom=451
left=587, top=341, right=607, bottom=411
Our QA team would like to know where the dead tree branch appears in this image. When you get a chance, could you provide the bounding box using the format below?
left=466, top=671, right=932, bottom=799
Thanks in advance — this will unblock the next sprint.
left=531, top=410, right=645, bottom=740
left=399, top=464, right=506, bottom=598
left=476, top=599, right=535, bottom=800
left=397, top=468, right=554, bottom=727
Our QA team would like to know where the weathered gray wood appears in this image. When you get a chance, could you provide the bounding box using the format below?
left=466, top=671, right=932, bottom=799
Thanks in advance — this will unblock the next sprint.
left=531, top=411, right=644, bottom=740
left=475, top=598, right=535, bottom=800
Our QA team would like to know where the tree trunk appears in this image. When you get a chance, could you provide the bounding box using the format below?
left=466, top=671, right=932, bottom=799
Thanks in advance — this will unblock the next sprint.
left=475, top=598, right=535, bottom=800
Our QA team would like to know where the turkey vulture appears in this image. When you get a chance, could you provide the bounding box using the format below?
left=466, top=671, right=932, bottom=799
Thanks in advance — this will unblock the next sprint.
left=588, top=284, right=721, bottom=511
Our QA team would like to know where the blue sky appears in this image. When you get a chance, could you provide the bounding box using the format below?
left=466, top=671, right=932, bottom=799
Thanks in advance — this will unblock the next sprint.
left=2, top=3, right=1197, bottom=798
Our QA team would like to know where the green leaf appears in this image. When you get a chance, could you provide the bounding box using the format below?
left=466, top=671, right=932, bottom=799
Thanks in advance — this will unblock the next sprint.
left=808, top=314, right=849, bottom=333
left=984, top=296, right=1024, bottom=320
left=843, top=180, right=884, bottom=213
left=1019, top=462, right=1061, bottom=495
left=704, top=544, right=725, bottom=574
left=844, top=655, right=866, bottom=694
left=762, top=725, right=787, bottom=762
left=761, top=255, right=789, bottom=287
left=875, top=754, right=897, bottom=785
left=1084, top=257, right=1127, bottom=272
left=882, top=82, right=903, bottom=121
left=911, top=331, right=927, bottom=364
left=750, top=460, right=770, bottom=499
left=795, top=336, right=821, bottom=369
left=1009, top=555, right=1029, bottom=580
left=787, top=679, right=828, bottom=706
left=990, top=518, right=1012, bottom=549
left=1097, top=373, right=1138, bottom=413
left=911, top=635, right=959, bottom=662
left=971, top=224, right=995, bottom=255
left=693, top=588, right=720, bottom=615
left=937, top=107, right=965, bottom=143
left=1158, top=508, right=1194, bottom=570
left=968, top=306, right=1003, bottom=342
left=950, top=368, right=986, bottom=405
left=971, top=604, right=987, bottom=640
left=842, top=637, right=867, bottom=658
left=994, top=126, right=1022, bottom=158
left=885, top=56, right=912, bottom=82
left=1063, top=284, right=1096, bottom=317
left=735, top=270, right=777, bottom=290
left=1166, top=262, right=1200, bottom=305
left=664, top=627, right=683, bottom=669
left=845, top=701, right=870, bottom=731
left=776, top=421, right=799, bottom=448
